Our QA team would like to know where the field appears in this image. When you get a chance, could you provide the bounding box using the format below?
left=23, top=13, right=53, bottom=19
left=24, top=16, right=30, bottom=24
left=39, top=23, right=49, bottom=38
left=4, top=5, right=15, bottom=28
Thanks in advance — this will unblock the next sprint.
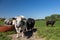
left=0, top=20, right=16, bottom=40
left=0, top=20, right=60, bottom=40
left=35, top=20, right=60, bottom=40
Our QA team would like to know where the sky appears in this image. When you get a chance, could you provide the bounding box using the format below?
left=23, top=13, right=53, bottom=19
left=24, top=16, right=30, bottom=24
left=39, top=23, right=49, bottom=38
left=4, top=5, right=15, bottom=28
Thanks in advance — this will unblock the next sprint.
left=0, top=0, right=60, bottom=19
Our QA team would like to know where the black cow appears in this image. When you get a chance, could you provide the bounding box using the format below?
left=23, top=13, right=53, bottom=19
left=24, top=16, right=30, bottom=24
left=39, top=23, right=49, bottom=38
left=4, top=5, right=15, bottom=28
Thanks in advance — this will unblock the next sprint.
left=46, top=20, right=55, bottom=27
left=26, top=18, right=35, bottom=31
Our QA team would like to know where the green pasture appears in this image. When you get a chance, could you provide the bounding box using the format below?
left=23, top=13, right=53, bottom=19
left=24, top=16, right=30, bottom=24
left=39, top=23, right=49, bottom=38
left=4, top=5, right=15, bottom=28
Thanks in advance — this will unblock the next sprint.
left=35, top=20, right=60, bottom=40
left=0, top=20, right=60, bottom=40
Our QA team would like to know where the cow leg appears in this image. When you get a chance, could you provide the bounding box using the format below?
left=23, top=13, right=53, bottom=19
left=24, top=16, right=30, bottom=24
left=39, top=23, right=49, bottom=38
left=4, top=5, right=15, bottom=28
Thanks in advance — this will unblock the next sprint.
left=21, top=26, right=25, bottom=37
left=15, top=28, right=19, bottom=38
left=16, top=28, right=20, bottom=38
left=46, top=23, right=49, bottom=26
left=21, top=32, right=24, bottom=37
left=15, top=25, right=21, bottom=38
left=51, top=24, right=53, bottom=27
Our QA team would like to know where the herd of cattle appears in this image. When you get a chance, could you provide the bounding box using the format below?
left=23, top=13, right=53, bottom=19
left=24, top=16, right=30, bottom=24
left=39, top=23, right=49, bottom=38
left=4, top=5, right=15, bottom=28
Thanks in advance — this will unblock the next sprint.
left=4, top=15, right=35, bottom=38
left=3, top=15, right=56, bottom=38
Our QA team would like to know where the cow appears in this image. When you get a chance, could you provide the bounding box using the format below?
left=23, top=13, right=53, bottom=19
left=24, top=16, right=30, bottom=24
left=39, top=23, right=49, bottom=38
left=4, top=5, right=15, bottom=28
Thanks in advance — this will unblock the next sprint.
left=46, top=20, right=56, bottom=27
left=4, top=19, right=12, bottom=25
left=12, top=15, right=26, bottom=38
left=26, top=18, right=35, bottom=31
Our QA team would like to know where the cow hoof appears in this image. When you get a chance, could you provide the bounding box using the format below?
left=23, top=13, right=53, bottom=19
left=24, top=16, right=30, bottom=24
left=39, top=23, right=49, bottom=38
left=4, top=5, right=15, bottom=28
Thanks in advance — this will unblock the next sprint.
left=22, top=35, right=24, bottom=37
left=16, top=36, right=19, bottom=38
left=22, top=35, right=24, bottom=38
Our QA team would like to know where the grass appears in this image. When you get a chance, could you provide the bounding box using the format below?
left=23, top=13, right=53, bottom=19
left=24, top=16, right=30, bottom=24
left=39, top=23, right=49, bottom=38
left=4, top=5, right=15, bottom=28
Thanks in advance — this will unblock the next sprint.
left=35, top=20, right=60, bottom=40
left=0, top=20, right=5, bottom=25
left=0, top=20, right=60, bottom=40
left=0, top=31, right=16, bottom=40
left=0, top=21, right=16, bottom=40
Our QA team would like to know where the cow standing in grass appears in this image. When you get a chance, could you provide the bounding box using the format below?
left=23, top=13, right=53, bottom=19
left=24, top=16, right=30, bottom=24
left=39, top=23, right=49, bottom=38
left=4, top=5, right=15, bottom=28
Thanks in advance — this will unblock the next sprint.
left=46, top=20, right=55, bottom=27
left=26, top=18, right=35, bottom=31
left=12, top=15, right=26, bottom=38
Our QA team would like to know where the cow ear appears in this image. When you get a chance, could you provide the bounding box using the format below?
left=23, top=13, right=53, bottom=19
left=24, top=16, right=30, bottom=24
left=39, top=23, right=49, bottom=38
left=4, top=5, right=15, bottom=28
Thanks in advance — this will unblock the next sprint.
left=12, top=18, right=16, bottom=20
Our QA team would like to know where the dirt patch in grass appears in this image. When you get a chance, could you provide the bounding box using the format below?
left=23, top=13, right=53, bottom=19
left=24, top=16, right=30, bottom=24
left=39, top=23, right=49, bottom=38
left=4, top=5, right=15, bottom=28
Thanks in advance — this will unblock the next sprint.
left=8, top=28, right=45, bottom=40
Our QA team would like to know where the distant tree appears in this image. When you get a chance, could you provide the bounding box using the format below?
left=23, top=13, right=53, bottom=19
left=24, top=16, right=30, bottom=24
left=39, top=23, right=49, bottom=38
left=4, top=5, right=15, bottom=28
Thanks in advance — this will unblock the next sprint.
left=35, top=19, right=41, bottom=21
left=0, top=17, right=6, bottom=21
left=45, top=14, right=60, bottom=21
left=45, top=16, right=52, bottom=20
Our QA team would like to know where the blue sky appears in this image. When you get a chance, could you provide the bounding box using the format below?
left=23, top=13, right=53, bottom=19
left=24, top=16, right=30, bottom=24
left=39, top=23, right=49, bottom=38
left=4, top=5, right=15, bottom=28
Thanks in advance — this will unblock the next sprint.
left=0, top=0, right=60, bottom=19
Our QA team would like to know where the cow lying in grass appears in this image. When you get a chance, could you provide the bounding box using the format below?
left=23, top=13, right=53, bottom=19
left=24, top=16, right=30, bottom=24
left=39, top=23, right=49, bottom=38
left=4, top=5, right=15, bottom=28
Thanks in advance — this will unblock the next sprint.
left=46, top=20, right=55, bottom=27
left=4, top=19, right=12, bottom=25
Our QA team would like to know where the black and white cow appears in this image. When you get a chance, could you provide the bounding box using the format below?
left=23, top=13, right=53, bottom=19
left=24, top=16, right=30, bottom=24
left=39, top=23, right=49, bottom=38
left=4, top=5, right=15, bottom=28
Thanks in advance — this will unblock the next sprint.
left=26, top=18, right=35, bottom=31
left=12, top=15, right=26, bottom=38
left=4, top=19, right=12, bottom=25
left=12, top=16, right=35, bottom=38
